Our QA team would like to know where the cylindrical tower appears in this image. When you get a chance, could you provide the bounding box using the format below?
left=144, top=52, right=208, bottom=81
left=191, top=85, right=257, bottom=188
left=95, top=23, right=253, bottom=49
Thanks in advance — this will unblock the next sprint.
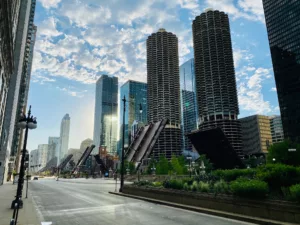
left=147, top=28, right=181, bottom=159
left=192, top=10, right=242, bottom=156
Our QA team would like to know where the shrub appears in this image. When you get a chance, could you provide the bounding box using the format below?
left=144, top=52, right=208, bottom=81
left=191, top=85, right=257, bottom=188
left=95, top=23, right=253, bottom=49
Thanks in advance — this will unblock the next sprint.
left=230, top=178, right=269, bottom=198
left=256, top=164, right=300, bottom=190
left=289, top=184, right=300, bottom=202
left=195, top=173, right=218, bottom=183
left=183, top=183, right=189, bottom=191
left=152, top=181, right=162, bottom=187
left=163, top=179, right=183, bottom=190
left=191, top=181, right=198, bottom=191
left=213, top=169, right=256, bottom=182
left=198, top=181, right=210, bottom=192
left=133, top=180, right=152, bottom=186
left=213, top=180, right=229, bottom=194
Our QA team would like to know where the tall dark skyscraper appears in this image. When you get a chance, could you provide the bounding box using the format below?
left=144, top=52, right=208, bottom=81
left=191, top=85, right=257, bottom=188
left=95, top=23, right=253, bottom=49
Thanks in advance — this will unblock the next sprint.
left=147, top=28, right=181, bottom=159
left=262, top=0, right=300, bottom=142
left=192, top=9, right=242, bottom=156
left=180, top=59, right=198, bottom=152
left=93, top=75, right=118, bottom=155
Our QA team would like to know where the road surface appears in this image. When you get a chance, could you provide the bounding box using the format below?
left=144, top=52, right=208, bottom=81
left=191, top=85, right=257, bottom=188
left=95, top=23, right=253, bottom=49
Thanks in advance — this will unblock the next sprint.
left=29, top=179, right=256, bottom=225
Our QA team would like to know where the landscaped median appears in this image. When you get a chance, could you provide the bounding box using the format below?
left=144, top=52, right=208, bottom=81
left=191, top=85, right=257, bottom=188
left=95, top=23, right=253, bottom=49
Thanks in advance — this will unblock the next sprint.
left=116, top=164, right=300, bottom=224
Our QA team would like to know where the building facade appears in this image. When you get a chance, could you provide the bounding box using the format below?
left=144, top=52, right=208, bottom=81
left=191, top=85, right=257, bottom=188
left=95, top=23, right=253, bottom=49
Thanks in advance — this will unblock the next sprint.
left=192, top=9, right=242, bottom=157
left=37, top=144, right=48, bottom=169
left=147, top=28, right=181, bottom=159
left=80, top=138, right=93, bottom=152
left=119, top=80, right=147, bottom=155
left=270, top=115, right=284, bottom=144
left=180, top=59, right=198, bottom=152
left=93, top=75, right=118, bottom=155
left=0, top=0, right=36, bottom=185
left=47, top=137, right=60, bottom=162
left=59, top=114, right=70, bottom=163
left=12, top=24, right=37, bottom=163
left=29, top=149, right=38, bottom=173
left=239, top=115, right=273, bottom=155
left=262, top=0, right=300, bottom=142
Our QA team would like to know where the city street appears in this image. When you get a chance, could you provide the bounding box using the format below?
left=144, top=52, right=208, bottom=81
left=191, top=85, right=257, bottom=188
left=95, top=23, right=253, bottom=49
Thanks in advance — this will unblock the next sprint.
left=29, top=178, right=256, bottom=225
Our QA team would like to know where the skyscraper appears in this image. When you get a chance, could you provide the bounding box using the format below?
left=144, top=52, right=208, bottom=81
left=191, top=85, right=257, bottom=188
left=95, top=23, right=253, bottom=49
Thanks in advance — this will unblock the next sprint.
left=262, top=0, right=300, bottom=142
left=37, top=144, right=48, bottom=169
left=119, top=80, right=147, bottom=155
left=48, top=137, right=60, bottom=162
left=180, top=59, right=198, bottom=152
left=269, top=115, right=284, bottom=144
left=59, top=114, right=70, bottom=162
left=192, top=9, right=242, bottom=156
left=147, top=28, right=181, bottom=159
left=93, top=75, right=118, bottom=155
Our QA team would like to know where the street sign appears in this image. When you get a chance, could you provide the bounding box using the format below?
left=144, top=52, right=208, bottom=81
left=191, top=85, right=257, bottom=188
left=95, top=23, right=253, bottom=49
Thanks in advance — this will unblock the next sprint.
left=288, top=149, right=297, bottom=152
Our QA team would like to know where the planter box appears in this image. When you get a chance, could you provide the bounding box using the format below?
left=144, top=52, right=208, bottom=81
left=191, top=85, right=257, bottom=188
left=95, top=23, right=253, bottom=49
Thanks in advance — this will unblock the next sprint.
left=124, top=185, right=300, bottom=224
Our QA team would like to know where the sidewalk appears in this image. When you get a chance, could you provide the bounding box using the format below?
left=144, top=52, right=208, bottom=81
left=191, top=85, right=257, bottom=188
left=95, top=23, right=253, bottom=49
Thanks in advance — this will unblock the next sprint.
left=0, top=182, right=41, bottom=225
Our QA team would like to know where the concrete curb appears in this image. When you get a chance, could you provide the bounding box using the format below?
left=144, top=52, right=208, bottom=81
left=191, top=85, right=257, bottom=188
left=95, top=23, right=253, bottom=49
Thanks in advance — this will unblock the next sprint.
left=109, top=191, right=296, bottom=225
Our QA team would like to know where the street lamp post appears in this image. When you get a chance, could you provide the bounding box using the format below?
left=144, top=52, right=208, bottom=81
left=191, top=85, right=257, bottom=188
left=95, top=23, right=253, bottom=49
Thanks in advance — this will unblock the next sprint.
left=186, top=155, right=192, bottom=178
left=10, top=106, right=37, bottom=224
left=119, top=96, right=126, bottom=192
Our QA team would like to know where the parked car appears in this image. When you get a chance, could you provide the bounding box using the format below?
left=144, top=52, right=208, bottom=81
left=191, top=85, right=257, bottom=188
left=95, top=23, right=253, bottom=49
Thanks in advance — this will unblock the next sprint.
left=33, top=177, right=38, bottom=180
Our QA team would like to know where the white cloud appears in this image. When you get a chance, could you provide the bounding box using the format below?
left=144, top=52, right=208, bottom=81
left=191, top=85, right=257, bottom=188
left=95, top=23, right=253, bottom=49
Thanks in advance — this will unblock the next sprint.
left=37, top=17, right=62, bottom=37
left=270, top=87, right=277, bottom=92
left=56, top=87, right=87, bottom=98
left=238, top=67, right=273, bottom=114
left=38, top=0, right=61, bottom=9
left=205, top=0, right=265, bottom=23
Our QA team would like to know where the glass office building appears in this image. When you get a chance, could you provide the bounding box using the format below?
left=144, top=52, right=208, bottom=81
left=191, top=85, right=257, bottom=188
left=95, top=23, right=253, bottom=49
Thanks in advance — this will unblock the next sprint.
left=180, top=59, right=198, bottom=152
left=262, top=0, right=300, bottom=142
left=93, top=75, right=118, bottom=155
left=118, top=80, right=147, bottom=155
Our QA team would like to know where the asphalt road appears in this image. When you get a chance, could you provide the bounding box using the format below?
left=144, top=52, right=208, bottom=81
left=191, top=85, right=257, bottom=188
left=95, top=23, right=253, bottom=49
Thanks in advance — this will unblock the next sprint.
left=29, top=179, right=256, bottom=225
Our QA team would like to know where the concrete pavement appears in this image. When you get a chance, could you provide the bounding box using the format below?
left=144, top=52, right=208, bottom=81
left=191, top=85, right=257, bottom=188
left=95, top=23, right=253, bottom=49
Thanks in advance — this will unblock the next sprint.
left=0, top=182, right=41, bottom=225
left=29, top=179, right=257, bottom=225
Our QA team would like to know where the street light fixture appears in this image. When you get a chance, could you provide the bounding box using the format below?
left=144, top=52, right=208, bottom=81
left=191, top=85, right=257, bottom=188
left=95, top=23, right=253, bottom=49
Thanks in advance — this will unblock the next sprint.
left=186, top=155, right=192, bottom=178
left=10, top=106, right=37, bottom=224
left=120, top=96, right=143, bottom=192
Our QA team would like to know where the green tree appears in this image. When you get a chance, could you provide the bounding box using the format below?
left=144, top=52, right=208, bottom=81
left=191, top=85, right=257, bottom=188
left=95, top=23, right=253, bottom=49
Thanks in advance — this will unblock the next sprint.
left=170, top=155, right=184, bottom=175
left=267, top=140, right=300, bottom=166
left=156, top=155, right=169, bottom=175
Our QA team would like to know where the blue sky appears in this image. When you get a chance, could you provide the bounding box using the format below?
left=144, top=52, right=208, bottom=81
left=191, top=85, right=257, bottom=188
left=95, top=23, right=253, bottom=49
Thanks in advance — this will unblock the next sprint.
left=27, top=0, right=279, bottom=151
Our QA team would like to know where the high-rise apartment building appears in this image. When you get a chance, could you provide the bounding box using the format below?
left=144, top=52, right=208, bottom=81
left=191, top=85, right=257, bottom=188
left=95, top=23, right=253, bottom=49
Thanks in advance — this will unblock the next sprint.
left=119, top=80, right=147, bottom=155
left=0, top=0, right=36, bottom=185
left=147, top=28, right=181, bottom=159
left=239, top=115, right=273, bottom=155
left=93, top=75, right=118, bottom=155
left=270, top=115, right=284, bottom=144
left=262, top=0, right=300, bottom=142
left=59, top=114, right=70, bottom=162
left=192, top=9, right=242, bottom=157
left=180, top=59, right=198, bottom=152
left=47, top=137, right=60, bottom=162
